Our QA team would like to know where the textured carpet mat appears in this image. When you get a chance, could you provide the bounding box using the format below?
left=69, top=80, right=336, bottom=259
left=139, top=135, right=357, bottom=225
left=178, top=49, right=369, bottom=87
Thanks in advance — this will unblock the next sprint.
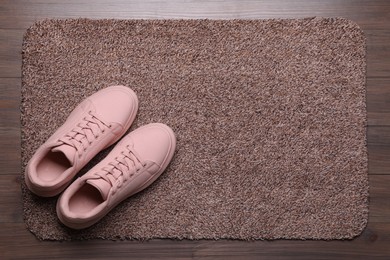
left=21, top=18, right=368, bottom=240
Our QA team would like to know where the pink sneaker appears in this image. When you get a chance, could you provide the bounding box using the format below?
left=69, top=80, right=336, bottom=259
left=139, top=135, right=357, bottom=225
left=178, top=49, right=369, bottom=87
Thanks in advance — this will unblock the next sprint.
left=56, top=123, right=176, bottom=229
left=25, top=86, right=139, bottom=197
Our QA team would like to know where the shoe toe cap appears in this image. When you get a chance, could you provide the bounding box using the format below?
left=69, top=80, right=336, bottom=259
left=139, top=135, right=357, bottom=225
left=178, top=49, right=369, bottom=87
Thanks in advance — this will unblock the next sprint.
left=90, top=86, right=138, bottom=126
left=131, top=123, right=176, bottom=166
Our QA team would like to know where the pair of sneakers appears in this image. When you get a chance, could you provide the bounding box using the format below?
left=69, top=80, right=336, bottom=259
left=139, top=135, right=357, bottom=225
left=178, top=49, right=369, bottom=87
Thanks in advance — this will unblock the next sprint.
left=24, top=86, right=176, bottom=229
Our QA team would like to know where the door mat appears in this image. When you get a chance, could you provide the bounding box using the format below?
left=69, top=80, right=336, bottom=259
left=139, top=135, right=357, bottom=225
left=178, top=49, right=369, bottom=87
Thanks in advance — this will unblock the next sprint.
left=21, top=18, right=368, bottom=240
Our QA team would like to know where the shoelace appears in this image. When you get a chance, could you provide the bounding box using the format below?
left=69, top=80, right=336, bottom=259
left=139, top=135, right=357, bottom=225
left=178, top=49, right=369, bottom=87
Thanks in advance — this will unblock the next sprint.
left=98, top=145, right=145, bottom=194
left=59, top=111, right=111, bottom=157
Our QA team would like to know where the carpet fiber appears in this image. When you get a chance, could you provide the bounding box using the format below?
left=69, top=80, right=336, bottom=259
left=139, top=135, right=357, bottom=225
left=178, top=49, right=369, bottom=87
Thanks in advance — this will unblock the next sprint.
left=21, top=18, right=368, bottom=240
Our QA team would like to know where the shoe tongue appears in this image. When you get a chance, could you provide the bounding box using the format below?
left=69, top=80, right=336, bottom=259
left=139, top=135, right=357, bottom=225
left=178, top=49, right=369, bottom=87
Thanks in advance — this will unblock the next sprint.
left=86, top=178, right=111, bottom=200
left=51, top=144, right=76, bottom=165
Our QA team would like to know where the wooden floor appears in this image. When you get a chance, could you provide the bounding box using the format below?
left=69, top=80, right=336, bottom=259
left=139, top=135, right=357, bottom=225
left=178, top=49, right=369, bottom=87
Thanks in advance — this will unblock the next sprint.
left=1, top=0, right=389, bottom=259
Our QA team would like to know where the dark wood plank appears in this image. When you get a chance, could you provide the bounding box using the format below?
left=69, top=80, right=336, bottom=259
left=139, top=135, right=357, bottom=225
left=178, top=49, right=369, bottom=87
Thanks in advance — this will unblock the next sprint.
left=0, top=78, right=20, bottom=127
left=0, top=175, right=23, bottom=223
left=369, top=112, right=390, bottom=126
left=1, top=222, right=390, bottom=259
left=0, top=29, right=24, bottom=78
left=366, top=77, right=390, bottom=126
left=0, top=78, right=21, bottom=176
left=369, top=175, right=390, bottom=223
left=366, top=30, right=390, bottom=78
left=368, top=126, right=390, bottom=145
left=367, top=78, right=390, bottom=126
left=0, top=0, right=390, bottom=31
left=369, top=145, right=390, bottom=175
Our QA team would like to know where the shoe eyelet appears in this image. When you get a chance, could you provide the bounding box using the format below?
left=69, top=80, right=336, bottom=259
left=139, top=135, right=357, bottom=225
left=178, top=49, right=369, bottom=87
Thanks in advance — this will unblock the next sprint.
left=95, top=135, right=99, bottom=138
left=109, top=124, right=112, bottom=128
left=83, top=148, right=87, bottom=151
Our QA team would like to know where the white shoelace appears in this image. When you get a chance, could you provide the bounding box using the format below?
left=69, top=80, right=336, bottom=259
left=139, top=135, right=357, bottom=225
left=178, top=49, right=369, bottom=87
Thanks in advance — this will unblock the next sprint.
left=59, top=111, right=111, bottom=157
